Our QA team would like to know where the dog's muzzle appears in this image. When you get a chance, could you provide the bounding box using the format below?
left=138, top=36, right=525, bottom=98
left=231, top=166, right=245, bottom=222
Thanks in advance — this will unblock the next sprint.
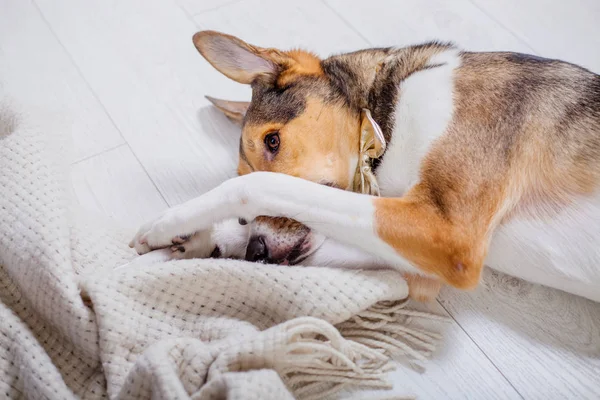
left=245, top=235, right=268, bottom=263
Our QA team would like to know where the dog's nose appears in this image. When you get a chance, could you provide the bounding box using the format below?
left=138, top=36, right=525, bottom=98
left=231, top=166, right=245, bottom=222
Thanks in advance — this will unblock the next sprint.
left=245, top=236, right=268, bottom=262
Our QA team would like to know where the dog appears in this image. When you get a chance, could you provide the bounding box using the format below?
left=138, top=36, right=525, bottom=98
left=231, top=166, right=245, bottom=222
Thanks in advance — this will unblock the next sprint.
left=129, top=31, right=600, bottom=302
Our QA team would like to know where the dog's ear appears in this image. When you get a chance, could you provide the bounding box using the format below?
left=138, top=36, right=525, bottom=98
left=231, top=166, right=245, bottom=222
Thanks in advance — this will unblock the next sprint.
left=193, top=31, right=322, bottom=86
left=205, top=96, right=249, bottom=126
left=193, top=31, right=281, bottom=84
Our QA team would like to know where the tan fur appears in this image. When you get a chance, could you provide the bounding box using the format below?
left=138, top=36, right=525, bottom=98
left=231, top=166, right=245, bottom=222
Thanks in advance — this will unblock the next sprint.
left=237, top=161, right=253, bottom=176
left=242, top=98, right=360, bottom=188
left=277, top=49, right=324, bottom=86
left=375, top=191, right=489, bottom=289
left=404, top=274, right=442, bottom=302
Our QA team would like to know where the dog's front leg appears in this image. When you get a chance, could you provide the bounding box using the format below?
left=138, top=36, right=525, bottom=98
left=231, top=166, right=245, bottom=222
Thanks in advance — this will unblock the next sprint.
left=130, top=172, right=377, bottom=255
left=131, top=172, right=487, bottom=289
left=302, top=239, right=441, bottom=302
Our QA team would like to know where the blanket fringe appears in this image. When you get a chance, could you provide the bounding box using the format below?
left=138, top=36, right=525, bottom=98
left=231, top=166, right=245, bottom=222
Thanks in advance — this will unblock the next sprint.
left=277, top=300, right=449, bottom=400
left=337, top=299, right=450, bottom=372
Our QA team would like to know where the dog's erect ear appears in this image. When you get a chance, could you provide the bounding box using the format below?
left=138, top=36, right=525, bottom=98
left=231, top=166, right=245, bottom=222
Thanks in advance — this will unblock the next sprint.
left=193, top=31, right=323, bottom=85
left=193, top=31, right=280, bottom=84
left=205, top=96, right=249, bottom=126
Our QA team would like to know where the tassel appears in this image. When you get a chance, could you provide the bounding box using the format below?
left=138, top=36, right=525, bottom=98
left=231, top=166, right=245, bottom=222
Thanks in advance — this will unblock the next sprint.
left=273, top=300, right=448, bottom=399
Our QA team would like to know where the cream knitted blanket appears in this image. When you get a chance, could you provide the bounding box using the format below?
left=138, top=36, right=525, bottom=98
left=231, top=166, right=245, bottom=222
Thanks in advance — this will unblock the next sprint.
left=0, top=101, right=445, bottom=399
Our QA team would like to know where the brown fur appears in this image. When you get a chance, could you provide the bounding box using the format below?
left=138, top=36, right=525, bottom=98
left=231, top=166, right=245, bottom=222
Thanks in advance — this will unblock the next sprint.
left=277, top=49, right=324, bottom=86
left=375, top=52, right=600, bottom=288
left=194, top=31, right=600, bottom=292
left=242, top=98, right=359, bottom=188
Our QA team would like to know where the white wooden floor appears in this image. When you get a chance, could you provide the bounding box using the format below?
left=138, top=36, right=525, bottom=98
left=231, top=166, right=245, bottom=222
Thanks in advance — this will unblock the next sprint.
left=2, top=0, right=600, bottom=398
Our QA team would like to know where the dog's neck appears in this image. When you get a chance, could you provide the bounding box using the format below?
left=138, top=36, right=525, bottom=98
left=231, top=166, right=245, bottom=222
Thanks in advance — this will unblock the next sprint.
left=322, top=43, right=455, bottom=169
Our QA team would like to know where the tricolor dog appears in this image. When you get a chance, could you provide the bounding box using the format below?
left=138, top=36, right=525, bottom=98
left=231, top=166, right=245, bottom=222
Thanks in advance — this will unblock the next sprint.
left=129, top=31, right=600, bottom=302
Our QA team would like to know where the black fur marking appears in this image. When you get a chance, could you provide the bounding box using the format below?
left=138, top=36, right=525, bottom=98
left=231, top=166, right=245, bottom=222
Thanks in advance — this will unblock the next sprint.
left=321, top=58, right=366, bottom=109
left=210, top=246, right=222, bottom=258
left=322, top=43, right=456, bottom=171
left=367, top=59, right=402, bottom=170
left=244, top=82, right=307, bottom=125
left=284, top=238, right=308, bottom=265
left=505, top=53, right=557, bottom=65
left=560, top=74, right=600, bottom=125
left=428, top=183, right=449, bottom=218
left=559, top=73, right=600, bottom=163
left=422, top=62, right=447, bottom=70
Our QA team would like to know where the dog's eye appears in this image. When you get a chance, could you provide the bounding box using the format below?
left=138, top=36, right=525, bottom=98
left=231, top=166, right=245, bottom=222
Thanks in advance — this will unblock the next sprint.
left=264, top=132, right=280, bottom=153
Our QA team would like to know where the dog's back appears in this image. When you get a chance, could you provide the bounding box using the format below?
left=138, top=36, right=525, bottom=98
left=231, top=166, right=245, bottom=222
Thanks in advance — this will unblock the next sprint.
left=375, top=49, right=600, bottom=299
left=458, top=53, right=600, bottom=300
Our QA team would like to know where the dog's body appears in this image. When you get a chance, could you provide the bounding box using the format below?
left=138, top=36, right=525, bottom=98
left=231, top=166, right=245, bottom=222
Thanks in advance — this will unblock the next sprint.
left=130, top=32, right=600, bottom=302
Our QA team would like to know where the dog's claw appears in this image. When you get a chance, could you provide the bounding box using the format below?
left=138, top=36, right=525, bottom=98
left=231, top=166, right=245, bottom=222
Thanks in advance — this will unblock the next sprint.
left=171, top=235, right=191, bottom=245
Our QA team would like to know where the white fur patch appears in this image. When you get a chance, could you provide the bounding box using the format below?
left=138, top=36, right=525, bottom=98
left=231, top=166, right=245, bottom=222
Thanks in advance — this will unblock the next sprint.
left=486, top=191, right=600, bottom=302
left=376, top=48, right=460, bottom=197
left=211, top=218, right=249, bottom=258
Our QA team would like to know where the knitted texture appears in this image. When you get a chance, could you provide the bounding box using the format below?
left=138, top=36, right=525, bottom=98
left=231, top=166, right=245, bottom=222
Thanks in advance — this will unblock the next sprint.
left=0, top=101, right=445, bottom=399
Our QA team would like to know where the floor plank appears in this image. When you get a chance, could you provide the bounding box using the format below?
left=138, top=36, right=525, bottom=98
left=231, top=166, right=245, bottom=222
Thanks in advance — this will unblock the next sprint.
left=32, top=0, right=369, bottom=204
left=192, top=0, right=370, bottom=56
left=35, top=0, right=246, bottom=206
left=177, top=0, right=243, bottom=16
left=0, top=0, right=124, bottom=162
left=439, top=269, right=600, bottom=399
left=469, top=0, right=600, bottom=71
left=70, top=144, right=168, bottom=229
left=324, top=0, right=533, bottom=52
left=368, top=301, right=520, bottom=399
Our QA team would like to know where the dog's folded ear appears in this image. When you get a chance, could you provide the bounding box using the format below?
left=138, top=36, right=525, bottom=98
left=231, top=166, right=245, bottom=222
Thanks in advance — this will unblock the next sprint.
left=193, top=31, right=322, bottom=86
left=205, top=96, right=249, bottom=126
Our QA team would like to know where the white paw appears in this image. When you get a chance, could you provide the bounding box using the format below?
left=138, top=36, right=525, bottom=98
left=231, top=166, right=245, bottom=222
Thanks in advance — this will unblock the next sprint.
left=169, top=230, right=217, bottom=259
left=129, top=208, right=188, bottom=254
left=128, top=176, right=255, bottom=255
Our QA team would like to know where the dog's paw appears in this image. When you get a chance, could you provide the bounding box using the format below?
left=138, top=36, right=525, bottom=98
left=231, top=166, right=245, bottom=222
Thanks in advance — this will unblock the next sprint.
left=129, top=221, right=155, bottom=254
left=129, top=208, right=189, bottom=254
left=168, top=230, right=217, bottom=260
left=171, top=234, right=191, bottom=245
left=170, top=244, right=188, bottom=259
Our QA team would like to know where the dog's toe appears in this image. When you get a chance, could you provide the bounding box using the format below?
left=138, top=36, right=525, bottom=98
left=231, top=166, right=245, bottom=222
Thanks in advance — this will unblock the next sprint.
left=171, top=235, right=191, bottom=245
left=171, top=244, right=186, bottom=252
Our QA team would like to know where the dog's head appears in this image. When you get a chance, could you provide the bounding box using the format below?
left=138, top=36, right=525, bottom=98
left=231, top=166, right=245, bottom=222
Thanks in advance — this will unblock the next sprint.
left=194, top=31, right=383, bottom=264
left=192, top=30, right=382, bottom=188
